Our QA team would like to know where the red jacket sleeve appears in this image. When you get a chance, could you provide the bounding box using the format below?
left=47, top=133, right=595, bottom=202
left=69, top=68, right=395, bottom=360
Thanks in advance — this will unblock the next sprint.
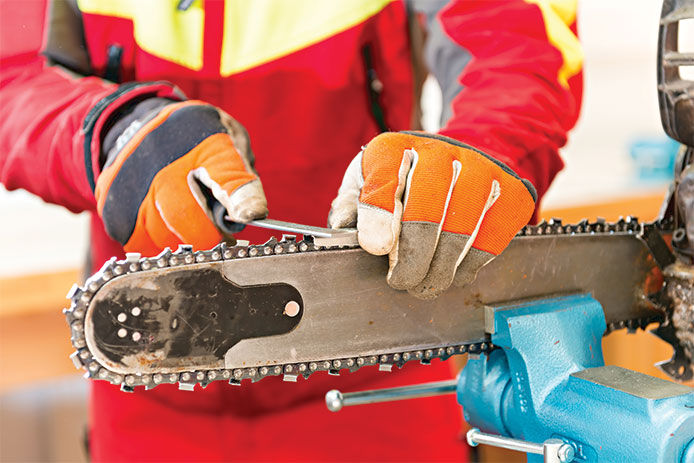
left=0, top=2, right=180, bottom=214
left=0, top=62, right=119, bottom=213
left=437, top=0, right=583, bottom=202
left=0, top=0, right=117, bottom=213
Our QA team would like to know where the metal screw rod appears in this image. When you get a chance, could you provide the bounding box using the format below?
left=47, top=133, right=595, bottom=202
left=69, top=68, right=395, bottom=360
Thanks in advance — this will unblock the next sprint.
left=466, top=428, right=574, bottom=463
left=325, top=379, right=457, bottom=412
left=467, top=428, right=543, bottom=455
left=224, top=217, right=357, bottom=239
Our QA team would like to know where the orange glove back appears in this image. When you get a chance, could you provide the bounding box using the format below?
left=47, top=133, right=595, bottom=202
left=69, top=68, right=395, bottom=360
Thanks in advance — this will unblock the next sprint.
left=95, top=100, right=267, bottom=257
left=329, top=131, right=536, bottom=299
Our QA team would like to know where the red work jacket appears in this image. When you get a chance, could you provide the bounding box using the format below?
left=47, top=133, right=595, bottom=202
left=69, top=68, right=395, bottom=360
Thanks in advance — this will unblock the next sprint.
left=0, top=0, right=582, bottom=461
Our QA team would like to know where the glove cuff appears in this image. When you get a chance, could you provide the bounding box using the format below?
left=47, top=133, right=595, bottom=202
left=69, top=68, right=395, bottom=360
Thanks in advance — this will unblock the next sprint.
left=101, top=97, right=175, bottom=170
left=82, top=81, right=186, bottom=192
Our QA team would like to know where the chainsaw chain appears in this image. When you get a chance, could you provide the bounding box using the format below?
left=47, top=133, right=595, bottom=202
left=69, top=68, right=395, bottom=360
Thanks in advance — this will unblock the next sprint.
left=64, top=216, right=666, bottom=392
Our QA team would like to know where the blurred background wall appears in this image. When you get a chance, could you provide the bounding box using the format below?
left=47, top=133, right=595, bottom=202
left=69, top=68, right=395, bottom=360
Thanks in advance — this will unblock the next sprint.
left=0, top=1, right=687, bottom=462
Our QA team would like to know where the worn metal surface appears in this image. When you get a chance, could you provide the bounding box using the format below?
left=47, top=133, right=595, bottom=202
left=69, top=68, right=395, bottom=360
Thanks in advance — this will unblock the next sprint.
left=86, top=246, right=488, bottom=378
left=654, top=261, right=694, bottom=380
left=670, top=267, right=694, bottom=362
left=88, top=267, right=303, bottom=373
left=572, top=365, right=693, bottom=400
left=66, top=217, right=667, bottom=391
left=675, top=161, right=694, bottom=258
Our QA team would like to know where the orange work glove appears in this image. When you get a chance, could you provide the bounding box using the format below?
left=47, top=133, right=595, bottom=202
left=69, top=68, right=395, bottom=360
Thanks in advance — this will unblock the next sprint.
left=329, top=132, right=536, bottom=299
left=95, top=100, right=267, bottom=256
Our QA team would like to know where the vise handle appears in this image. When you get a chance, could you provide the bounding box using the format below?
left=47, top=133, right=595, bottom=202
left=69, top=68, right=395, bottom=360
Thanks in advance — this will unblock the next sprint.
left=466, top=428, right=575, bottom=463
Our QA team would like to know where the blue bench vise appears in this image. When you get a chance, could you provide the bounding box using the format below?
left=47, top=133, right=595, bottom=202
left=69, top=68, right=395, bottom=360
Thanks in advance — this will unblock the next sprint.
left=326, top=293, right=694, bottom=462
left=459, top=294, right=694, bottom=462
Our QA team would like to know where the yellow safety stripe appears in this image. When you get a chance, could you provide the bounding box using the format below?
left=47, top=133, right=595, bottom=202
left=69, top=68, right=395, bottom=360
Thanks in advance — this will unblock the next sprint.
left=77, top=0, right=204, bottom=71
left=524, top=0, right=583, bottom=88
left=220, top=0, right=396, bottom=77
left=76, top=0, right=133, bottom=19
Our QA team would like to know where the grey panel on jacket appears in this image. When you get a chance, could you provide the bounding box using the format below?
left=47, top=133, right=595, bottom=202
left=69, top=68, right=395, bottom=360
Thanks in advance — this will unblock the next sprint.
left=407, top=0, right=470, bottom=126
left=44, top=0, right=91, bottom=75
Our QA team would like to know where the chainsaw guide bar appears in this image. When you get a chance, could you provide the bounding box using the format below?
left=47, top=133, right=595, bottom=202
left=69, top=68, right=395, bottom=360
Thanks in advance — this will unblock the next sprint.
left=65, top=217, right=670, bottom=392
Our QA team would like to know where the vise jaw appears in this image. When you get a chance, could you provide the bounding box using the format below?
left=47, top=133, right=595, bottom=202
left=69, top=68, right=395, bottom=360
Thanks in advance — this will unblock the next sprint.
left=458, top=294, right=694, bottom=462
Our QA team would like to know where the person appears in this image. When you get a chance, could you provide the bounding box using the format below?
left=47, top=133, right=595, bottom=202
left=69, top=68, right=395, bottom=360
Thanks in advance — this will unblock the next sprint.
left=0, top=0, right=582, bottom=461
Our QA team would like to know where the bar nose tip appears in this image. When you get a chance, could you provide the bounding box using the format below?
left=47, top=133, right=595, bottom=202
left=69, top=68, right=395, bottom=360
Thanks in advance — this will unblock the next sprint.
left=325, top=389, right=343, bottom=412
